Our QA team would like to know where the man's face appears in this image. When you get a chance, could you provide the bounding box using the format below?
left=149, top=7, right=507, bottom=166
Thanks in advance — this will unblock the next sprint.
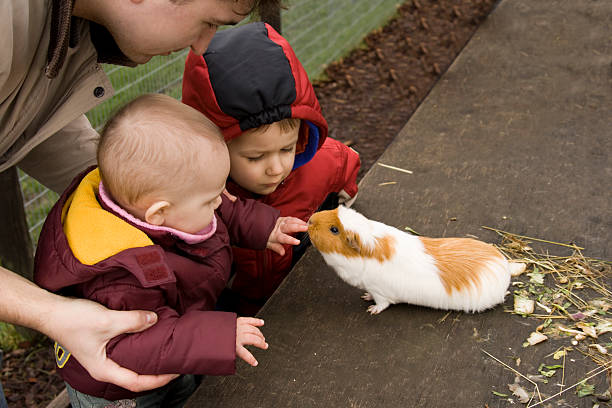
left=108, top=0, right=255, bottom=64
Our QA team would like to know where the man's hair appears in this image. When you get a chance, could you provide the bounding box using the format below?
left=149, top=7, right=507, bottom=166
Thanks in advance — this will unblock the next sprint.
left=97, top=93, right=225, bottom=207
left=169, top=0, right=281, bottom=16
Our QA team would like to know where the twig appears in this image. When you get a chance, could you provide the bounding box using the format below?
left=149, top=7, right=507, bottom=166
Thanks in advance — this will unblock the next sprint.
left=560, top=347, right=566, bottom=394
left=377, top=163, right=413, bottom=174
left=526, top=361, right=612, bottom=407
left=481, top=349, right=543, bottom=402
left=482, top=226, right=585, bottom=250
left=555, top=285, right=588, bottom=308
left=437, top=311, right=452, bottom=323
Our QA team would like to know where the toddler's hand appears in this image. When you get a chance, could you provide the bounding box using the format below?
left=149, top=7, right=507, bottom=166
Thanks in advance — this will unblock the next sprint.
left=236, top=317, right=268, bottom=367
left=266, top=217, right=308, bottom=256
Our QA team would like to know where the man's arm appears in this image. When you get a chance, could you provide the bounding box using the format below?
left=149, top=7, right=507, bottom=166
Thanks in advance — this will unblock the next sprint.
left=0, top=266, right=177, bottom=392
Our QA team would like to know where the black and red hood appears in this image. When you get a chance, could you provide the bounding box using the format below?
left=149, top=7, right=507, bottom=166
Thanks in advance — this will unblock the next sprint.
left=182, top=22, right=328, bottom=169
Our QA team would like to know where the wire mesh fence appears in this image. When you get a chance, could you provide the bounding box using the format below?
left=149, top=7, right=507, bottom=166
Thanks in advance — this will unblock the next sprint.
left=21, top=0, right=400, bottom=246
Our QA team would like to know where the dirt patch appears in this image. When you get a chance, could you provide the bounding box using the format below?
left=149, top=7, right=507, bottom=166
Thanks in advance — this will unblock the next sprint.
left=0, top=1, right=497, bottom=406
left=315, top=0, right=496, bottom=180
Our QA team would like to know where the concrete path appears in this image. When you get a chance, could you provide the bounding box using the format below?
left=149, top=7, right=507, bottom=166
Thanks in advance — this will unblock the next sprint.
left=187, top=1, right=611, bottom=406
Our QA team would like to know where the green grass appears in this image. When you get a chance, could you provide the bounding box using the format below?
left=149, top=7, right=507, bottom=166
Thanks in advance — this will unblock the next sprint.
left=0, top=322, right=28, bottom=352
left=282, top=0, right=400, bottom=79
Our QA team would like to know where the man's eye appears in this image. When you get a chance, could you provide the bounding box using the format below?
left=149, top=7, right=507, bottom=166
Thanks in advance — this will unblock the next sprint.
left=281, top=146, right=295, bottom=152
left=247, top=155, right=263, bottom=161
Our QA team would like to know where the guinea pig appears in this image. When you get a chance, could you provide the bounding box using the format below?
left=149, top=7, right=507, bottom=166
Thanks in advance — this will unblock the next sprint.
left=307, top=206, right=525, bottom=314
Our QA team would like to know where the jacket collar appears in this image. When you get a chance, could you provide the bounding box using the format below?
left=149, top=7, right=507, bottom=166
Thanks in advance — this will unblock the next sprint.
left=46, top=0, right=135, bottom=79
left=98, top=181, right=217, bottom=245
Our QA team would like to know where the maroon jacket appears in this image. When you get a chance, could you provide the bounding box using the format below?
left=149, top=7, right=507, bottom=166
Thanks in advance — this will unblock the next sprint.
left=33, top=167, right=279, bottom=400
left=182, top=22, right=360, bottom=314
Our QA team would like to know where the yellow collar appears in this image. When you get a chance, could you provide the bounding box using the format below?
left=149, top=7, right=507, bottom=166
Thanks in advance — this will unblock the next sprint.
left=63, top=168, right=153, bottom=265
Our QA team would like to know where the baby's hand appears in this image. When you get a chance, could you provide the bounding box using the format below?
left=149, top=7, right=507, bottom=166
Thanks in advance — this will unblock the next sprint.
left=266, top=217, right=309, bottom=256
left=236, top=317, right=268, bottom=367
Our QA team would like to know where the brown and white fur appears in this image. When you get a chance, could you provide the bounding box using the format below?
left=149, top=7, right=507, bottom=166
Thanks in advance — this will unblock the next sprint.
left=307, top=206, right=525, bottom=314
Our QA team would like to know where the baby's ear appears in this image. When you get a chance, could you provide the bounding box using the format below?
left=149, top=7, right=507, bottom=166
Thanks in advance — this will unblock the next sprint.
left=144, top=201, right=170, bottom=226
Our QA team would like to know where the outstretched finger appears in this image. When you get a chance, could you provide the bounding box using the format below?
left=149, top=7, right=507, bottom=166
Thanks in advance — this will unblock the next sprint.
left=276, top=233, right=301, bottom=246
left=279, top=221, right=309, bottom=234
left=237, top=347, right=259, bottom=367
left=238, top=317, right=265, bottom=327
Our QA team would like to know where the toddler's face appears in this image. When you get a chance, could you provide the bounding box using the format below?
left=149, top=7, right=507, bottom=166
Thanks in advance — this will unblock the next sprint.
left=227, top=122, right=299, bottom=195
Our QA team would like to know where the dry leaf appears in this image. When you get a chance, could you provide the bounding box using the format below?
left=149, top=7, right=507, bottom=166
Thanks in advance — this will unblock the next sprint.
left=508, top=383, right=530, bottom=403
left=526, top=331, right=548, bottom=345
left=595, top=321, right=612, bottom=335
left=514, top=297, right=534, bottom=314
left=588, top=344, right=608, bottom=355
left=558, top=325, right=583, bottom=336
left=510, top=262, right=527, bottom=276
left=576, top=322, right=598, bottom=339
left=553, top=349, right=567, bottom=359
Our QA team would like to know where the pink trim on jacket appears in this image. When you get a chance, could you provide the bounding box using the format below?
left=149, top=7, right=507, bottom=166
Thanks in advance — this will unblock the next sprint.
left=98, top=181, right=216, bottom=244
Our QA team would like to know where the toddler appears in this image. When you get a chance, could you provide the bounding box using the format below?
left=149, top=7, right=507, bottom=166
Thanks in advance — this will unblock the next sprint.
left=182, top=22, right=361, bottom=314
left=34, top=93, right=307, bottom=406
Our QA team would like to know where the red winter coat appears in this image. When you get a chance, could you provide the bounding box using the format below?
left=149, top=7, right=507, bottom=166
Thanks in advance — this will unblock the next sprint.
left=182, top=22, right=360, bottom=314
left=33, top=167, right=279, bottom=400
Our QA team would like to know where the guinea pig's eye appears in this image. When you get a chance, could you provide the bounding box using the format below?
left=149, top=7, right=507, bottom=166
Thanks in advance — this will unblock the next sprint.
left=330, top=226, right=339, bottom=235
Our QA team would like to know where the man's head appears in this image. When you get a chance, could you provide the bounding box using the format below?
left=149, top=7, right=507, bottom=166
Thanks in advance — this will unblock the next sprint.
left=226, top=118, right=300, bottom=195
left=98, top=93, right=230, bottom=233
left=74, top=0, right=278, bottom=64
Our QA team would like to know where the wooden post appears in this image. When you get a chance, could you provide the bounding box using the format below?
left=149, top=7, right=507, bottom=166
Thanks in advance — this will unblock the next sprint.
left=0, top=167, right=38, bottom=340
left=0, top=167, right=33, bottom=281
left=258, top=1, right=282, bottom=33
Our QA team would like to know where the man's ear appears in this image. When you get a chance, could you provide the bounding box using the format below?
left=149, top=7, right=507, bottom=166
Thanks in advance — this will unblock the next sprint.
left=144, top=201, right=170, bottom=226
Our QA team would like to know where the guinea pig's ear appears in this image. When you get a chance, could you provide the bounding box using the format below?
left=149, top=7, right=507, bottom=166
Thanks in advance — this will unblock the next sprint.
left=344, top=230, right=362, bottom=254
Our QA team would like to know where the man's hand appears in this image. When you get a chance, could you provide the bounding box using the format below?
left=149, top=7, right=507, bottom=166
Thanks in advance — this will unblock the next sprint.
left=47, top=297, right=179, bottom=392
left=0, top=267, right=178, bottom=392
left=236, top=317, right=268, bottom=367
left=266, top=216, right=308, bottom=256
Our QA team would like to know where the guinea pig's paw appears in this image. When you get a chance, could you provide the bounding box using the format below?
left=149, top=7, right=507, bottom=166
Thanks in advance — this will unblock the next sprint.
left=367, top=301, right=390, bottom=315
left=361, top=292, right=374, bottom=301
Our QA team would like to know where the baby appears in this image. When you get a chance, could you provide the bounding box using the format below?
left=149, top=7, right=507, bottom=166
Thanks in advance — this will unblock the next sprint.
left=182, top=22, right=361, bottom=314
left=34, top=93, right=307, bottom=406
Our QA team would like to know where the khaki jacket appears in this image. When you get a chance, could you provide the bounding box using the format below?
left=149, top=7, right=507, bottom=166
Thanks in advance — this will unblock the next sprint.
left=0, top=0, right=114, bottom=192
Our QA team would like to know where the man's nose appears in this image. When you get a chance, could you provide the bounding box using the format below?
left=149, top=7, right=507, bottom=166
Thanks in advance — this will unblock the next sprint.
left=190, top=28, right=217, bottom=56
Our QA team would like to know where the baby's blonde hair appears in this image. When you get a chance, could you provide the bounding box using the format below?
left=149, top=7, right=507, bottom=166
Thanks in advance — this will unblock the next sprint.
left=97, top=93, right=226, bottom=208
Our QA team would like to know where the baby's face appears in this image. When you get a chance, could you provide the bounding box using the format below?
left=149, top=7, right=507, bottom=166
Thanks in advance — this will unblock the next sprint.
left=163, top=183, right=224, bottom=234
left=162, top=146, right=230, bottom=234
left=227, top=122, right=299, bottom=195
